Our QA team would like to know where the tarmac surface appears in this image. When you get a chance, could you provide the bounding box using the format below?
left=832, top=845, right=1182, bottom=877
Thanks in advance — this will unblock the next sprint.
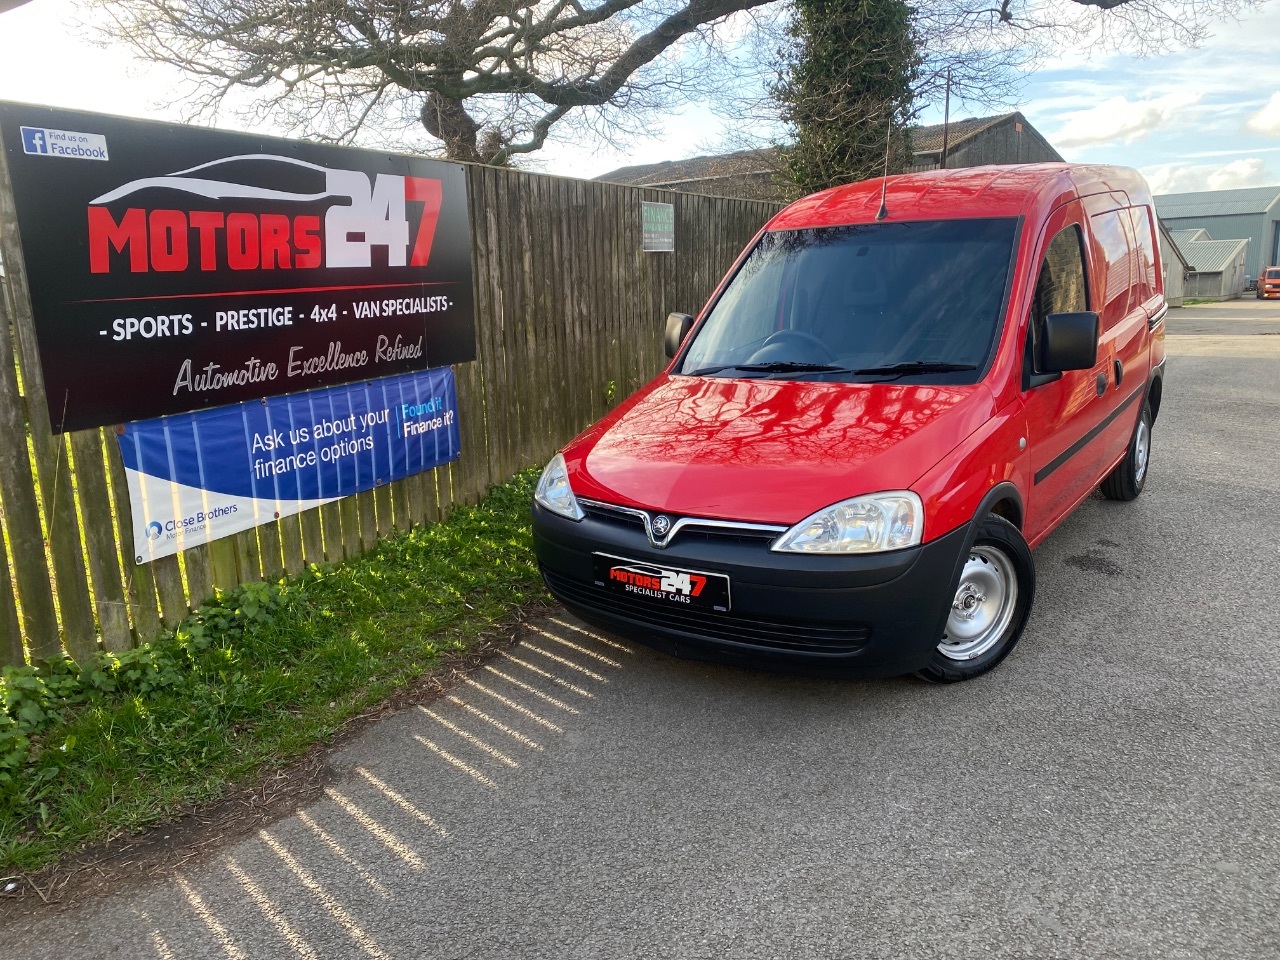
left=6, top=331, right=1280, bottom=959
left=1165, top=296, right=1280, bottom=335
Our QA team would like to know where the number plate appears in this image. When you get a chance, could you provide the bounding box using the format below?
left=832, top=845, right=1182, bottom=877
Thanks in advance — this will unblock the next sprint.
left=592, top=553, right=731, bottom=612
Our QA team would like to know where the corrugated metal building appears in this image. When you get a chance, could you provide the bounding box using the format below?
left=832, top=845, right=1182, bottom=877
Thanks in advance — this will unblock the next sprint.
left=596, top=112, right=1060, bottom=201
left=1175, top=233, right=1251, bottom=301
left=1154, top=186, right=1280, bottom=283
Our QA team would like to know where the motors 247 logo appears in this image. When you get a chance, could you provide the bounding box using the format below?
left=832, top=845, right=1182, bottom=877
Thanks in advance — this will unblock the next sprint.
left=86, top=154, right=444, bottom=274
left=608, top=563, right=708, bottom=604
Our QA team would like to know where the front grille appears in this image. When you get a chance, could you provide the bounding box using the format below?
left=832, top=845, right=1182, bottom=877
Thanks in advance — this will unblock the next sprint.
left=579, top=500, right=784, bottom=545
left=581, top=503, right=645, bottom=530
left=542, top=567, right=871, bottom=656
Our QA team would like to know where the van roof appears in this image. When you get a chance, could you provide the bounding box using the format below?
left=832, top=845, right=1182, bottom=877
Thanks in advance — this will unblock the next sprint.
left=768, top=163, right=1152, bottom=231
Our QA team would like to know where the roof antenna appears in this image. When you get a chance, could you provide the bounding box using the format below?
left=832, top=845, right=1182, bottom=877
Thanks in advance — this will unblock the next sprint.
left=875, top=119, right=892, bottom=221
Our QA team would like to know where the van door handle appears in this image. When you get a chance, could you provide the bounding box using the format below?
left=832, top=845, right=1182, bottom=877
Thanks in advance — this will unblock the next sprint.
left=1114, top=358, right=1124, bottom=387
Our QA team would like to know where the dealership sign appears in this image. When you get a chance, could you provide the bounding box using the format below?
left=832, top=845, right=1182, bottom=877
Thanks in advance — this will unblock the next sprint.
left=0, top=102, right=475, bottom=432
left=118, top=367, right=459, bottom=563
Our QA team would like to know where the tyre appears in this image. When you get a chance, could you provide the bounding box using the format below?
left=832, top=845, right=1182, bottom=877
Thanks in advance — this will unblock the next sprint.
left=1100, top=401, right=1152, bottom=501
left=917, top=515, right=1035, bottom=683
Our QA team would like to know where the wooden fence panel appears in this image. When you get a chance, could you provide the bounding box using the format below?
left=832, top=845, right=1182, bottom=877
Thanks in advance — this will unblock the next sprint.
left=69, top=431, right=132, bottom=653
left=183, top=546, right=214, bottom=607
left=0, top=508, right=24, bottom=667
left=234, top=530, right=262, bottom=585
left=258, top=520, right=285, bottom=581
left=0, top=286, right=58, bottom=659
left=103, top=438, right=164, bottom=641
left=280, top=514, right=306, bottom=577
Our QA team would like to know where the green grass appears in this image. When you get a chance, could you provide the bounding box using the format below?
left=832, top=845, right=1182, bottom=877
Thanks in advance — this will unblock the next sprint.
left=0, top=470, right=546, bottom=872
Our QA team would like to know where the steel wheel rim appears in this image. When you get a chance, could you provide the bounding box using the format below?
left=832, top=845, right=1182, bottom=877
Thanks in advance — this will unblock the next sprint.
left=939, top=546, right=1018, bottom=661
left=1134, top=418, right=1150, bottom=484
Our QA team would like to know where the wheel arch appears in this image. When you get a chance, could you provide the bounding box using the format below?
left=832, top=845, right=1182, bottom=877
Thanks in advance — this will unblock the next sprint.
left=1146, top=368, right=1164, bottom=424
left=975, top=481, right=1025, bottom=531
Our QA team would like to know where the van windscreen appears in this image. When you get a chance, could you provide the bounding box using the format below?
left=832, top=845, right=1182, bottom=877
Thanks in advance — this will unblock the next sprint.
left=1266, top=268, right=1280, bottom=279
left=679, top=218, right=1019, bottom=382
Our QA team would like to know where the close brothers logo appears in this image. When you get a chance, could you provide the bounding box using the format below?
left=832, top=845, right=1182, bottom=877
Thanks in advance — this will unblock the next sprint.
left=86, top=155, right=444, bottom=275
left=608, top=564, right=707, bottom=604
left=145, top=520, right=164, bottom=541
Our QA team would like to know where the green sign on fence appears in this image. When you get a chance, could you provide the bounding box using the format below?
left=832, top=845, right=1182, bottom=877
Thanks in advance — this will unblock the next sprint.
left=642, top=201, right=675, bottom=253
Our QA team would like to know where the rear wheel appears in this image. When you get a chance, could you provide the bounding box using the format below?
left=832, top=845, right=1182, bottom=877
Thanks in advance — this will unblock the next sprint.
left=917, top=515, right=1035, bottom=683
left=1100, top=401, right=1152, bottom=501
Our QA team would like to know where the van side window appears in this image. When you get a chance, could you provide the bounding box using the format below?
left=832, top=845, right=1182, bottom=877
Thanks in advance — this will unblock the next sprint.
left=1026, top=224, right=1088, bottom=385
left=1088, top=210, right=1134, bottom=325
left=1126, top=207, right=1159, bottom=306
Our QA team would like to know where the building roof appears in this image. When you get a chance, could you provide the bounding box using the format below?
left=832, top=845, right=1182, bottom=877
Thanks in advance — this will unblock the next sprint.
left=1154, top=186, right=1280, bottom=219
left=1180, top=237, right=1250, bottom=273
left=911, top=114, right=1012, bottom=153
left=597, top=113, right=1046, bottom=187
left=597, top=149, right=776, bottom=188
left=1171, top=228, right=1211, bottom=243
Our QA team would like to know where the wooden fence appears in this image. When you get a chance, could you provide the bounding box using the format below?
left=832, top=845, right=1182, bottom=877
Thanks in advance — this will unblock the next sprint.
left=0, top=158, right=779, bottom=666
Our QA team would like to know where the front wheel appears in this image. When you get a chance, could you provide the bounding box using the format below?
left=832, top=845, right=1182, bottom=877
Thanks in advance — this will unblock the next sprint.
left=1100, top=401, right=1152, bottom=501
left=917, top=515, right=1035, bottom=683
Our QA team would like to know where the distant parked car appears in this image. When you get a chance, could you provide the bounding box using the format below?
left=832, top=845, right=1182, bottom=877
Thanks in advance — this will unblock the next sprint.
left=534, top=164, right=1168, bottom=683
left=1257, top=267, right=1280, bottom=300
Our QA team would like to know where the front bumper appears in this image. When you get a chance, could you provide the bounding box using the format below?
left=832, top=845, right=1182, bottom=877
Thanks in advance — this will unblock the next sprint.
left=532, top=502, right=973, bottom=678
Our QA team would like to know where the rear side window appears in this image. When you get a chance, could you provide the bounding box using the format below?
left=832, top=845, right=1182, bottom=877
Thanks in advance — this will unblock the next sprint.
left=1088, top=210, right=1134, bottom=325
left=1026, top=225, right=1088, bottom=382
left=1126, top=207, right=1159, bottom=305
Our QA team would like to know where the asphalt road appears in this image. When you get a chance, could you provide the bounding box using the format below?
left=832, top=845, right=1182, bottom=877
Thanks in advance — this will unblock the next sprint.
left=8, top=336, right=1280, bottom=960
left=1166, top=297, right=1280, bottom=335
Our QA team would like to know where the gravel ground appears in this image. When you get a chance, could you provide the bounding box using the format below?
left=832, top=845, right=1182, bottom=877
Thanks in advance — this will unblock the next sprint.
left=6, top=336, right=1278, bottom=960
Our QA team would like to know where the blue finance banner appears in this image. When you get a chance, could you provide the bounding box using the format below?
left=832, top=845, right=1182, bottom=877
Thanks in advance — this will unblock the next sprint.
left=118, top=367, right=459, bottom=562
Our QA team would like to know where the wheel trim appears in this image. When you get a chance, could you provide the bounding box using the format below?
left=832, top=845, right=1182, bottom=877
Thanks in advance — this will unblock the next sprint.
left=939, top=546, right=1018, bottom=661
left=1134, top=417, right=1150, bottom=484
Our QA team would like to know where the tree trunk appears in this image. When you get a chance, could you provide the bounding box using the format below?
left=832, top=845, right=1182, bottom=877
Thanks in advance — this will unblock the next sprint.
left=420, top=92, right=482, bottom=163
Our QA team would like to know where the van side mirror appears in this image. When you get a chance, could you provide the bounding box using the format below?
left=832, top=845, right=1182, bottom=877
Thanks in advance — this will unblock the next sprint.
left=664, top=312, right=696, bottom=358
left=1041, top=312, right=1098, bottom=373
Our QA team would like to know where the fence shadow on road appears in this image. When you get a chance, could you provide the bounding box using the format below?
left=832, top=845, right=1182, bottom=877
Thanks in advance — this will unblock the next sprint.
left=123, top=615, right=633, bottom=960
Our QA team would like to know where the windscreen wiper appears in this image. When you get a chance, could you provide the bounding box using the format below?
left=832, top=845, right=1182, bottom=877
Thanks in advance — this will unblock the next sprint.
left=685, top=361, right=852, bottom=376
left=849, top=361, right=978, bottom=376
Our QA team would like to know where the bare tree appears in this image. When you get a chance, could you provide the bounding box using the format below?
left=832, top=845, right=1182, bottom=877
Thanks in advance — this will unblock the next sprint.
left=88, top=0, right=1257, bottom=165
left=89, top=0, right=793, bottom=163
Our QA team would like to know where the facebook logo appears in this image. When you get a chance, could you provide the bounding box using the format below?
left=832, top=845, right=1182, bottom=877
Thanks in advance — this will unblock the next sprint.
left=20, top=127, right=47, bottom=155
left=17, top=125, right=109, bottom=161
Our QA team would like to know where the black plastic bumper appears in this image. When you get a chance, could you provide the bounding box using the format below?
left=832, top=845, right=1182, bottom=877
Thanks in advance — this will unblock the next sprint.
left=532, top=502, right=973, bottom=678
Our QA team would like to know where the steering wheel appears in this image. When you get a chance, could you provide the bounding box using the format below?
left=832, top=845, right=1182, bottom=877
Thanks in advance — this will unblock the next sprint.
left=756, top=329, right=837, bottom=362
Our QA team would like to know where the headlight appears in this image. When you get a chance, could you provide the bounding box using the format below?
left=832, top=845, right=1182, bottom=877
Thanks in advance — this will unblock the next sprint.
left=771, top=492, right=923, bottom=554
left=534, top=453, right=585, bottom=521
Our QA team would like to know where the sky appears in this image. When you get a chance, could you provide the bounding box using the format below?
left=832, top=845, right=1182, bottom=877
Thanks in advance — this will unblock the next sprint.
left=0, top=0, right=1278, bottom=195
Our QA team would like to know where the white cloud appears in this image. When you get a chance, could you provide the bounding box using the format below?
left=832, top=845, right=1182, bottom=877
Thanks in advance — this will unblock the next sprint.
left=1143, top=164, right=1211, bottom=196
left=1143, top=158, right=1276, bottom=195
left=1206, top=157, right=1272, bottom=190
left=1053, top=93, right=1200, bottom=149
left=1246, top=92, right=1280, bottom=136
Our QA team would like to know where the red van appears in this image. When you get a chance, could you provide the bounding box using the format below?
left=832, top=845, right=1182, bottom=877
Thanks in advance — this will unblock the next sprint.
left=1258, top=266, right=1280, bottom=299
left=533, top=164, right=1167, bottom=682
